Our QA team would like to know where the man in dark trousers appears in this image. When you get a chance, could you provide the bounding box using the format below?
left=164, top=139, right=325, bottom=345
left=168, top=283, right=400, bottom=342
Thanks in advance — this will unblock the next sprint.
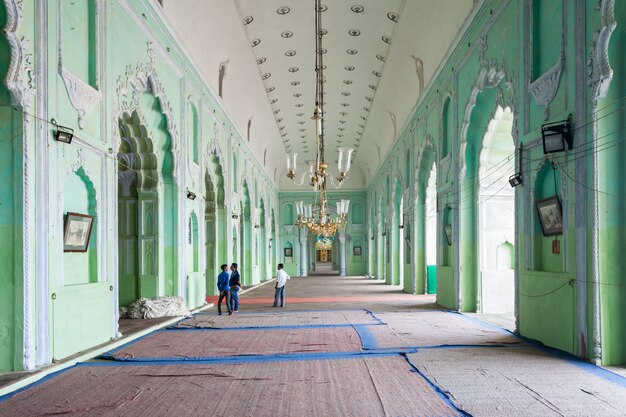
left=273, top=263, right=290, bottom=307
left=229, top=263, right=242, bottom=313
left=217, top=264, right=232, bottom=315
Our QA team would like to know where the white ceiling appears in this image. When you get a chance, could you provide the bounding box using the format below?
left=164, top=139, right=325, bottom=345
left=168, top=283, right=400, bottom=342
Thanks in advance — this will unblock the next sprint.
left=160, top=0, right=475, bottom=189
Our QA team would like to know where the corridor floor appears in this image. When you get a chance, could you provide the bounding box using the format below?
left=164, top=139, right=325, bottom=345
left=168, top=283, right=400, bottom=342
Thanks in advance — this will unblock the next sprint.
left=1, top=274, right=625, bottom=417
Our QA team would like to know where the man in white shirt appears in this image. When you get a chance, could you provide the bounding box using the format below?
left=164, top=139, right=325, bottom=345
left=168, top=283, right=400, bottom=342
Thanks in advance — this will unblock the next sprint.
left=273, top=263, right=290, bottom=307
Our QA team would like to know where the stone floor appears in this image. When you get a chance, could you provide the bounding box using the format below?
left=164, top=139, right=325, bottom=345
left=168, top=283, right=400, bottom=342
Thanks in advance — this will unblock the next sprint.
left=1, top=273, right=625, bottom=417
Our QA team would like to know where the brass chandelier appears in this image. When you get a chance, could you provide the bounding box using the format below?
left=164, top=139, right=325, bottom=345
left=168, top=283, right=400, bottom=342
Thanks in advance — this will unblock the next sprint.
left=287, top=0, right=352, bottom=237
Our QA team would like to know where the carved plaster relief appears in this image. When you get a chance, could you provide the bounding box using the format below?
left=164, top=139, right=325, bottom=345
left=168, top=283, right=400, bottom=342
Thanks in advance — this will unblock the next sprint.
left=528, top=52, right=565, bottom=120
left=57, top=0, right=103, bottom=129
left=59, top=66, right=102, bottom=129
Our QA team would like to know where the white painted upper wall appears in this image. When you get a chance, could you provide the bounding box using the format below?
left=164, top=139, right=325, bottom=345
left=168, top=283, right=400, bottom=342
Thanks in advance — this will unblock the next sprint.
left=160, top=0, right=475, bottom=189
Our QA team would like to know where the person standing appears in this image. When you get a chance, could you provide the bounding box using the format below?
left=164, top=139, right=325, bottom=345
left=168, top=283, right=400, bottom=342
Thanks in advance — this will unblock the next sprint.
left=217, top=264, right=232, bottom=315
left=273, top=263, right=290, bottom=307
left=229, top=263, right=242, bottom=313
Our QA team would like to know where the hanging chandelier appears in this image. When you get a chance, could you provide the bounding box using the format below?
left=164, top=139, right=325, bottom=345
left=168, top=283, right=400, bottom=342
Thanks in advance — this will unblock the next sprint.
left=285, top=0, right=354, bottom=189
left=289, top=0, right=352, bottom=237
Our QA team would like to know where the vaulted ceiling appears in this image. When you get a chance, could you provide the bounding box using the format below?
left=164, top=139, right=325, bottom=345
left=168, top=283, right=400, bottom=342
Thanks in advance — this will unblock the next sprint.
left=161, top=0, right=476, bottom=189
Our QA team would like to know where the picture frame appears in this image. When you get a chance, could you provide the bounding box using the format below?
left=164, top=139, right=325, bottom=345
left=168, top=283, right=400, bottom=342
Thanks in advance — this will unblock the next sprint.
left=444, top=224, right=452, bottom=246
left=353, top=246, right=362, bottom=256
left=63, top=212, right=95, bottom=252
left=536, top=195, right=563, bottom=236
left=284, top=247, right=293, bottom=257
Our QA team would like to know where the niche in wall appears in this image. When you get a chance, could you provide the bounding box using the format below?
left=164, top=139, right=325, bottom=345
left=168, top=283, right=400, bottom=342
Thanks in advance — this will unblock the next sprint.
left=532, top=162, right=565, bottom=272
left=441, top=206, right=453, bottom=267
left=442, top=97, right=453, bottom=158
left=352, top=202, right=363, bottom=225
left=63, top=168, right=98, bottom=285
left=283, top=203, right=294, bottom=225
left=60, top=0, right=99, bottom=88
left=188, top=103, right=199, bottom=164
left=530, top=0, right=563, bottom=79
left=189, top=212, right=199, bottom=272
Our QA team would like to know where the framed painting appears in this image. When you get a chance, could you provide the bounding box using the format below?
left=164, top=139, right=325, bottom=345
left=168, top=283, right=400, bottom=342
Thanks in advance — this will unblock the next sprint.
left=536, top=195, right=563, bottom=236
left=63, top=212, right=95, bottom=252
left=353, top=246, right=362, bottom=256
left=284, top=247, right=293, bottom=257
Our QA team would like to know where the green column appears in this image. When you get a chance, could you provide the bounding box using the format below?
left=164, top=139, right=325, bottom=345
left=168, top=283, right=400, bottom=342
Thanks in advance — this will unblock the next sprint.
left=596, top=6, right=626, bottom=364
left=415, top=198, right=426, bottom=294
left=459, top=177, right=477, bottom=312
left=391, top=211, right=400, bottom=285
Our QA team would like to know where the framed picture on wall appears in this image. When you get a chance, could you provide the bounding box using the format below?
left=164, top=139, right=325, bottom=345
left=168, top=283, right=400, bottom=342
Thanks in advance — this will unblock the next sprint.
left=353, top=246, right=362, bottom=256
left=63, top=212, right=95, bottom=252
left=444, top=224, right=452, bottom=246
left=284, top=247, right=293, bottom=257
left=536, top=195, right=563, bottom=236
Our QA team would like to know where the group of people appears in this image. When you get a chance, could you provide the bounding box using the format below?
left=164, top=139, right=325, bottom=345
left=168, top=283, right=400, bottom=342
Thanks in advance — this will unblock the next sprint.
left=215, top=263, right=291, bottom=315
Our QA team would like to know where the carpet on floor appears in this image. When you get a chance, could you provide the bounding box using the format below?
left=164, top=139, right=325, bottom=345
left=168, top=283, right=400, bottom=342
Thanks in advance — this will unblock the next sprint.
left=0, top=356, right=466, bottom=417
left=102, top=327, right=363, bottom=361
left=175, top=309, right=381, bottom=329
left=371, top=311, right=522, bottom=348
left=407, top=346, right=626, bottom=417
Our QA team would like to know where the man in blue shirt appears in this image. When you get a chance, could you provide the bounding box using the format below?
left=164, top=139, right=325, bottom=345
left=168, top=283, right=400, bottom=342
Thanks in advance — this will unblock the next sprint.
left=229, top=263, right=242, bottom=313
left=216, top=264, right=232, bottom=315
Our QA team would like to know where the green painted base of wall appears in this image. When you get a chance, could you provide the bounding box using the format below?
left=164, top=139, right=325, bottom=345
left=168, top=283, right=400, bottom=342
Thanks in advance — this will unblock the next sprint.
left=599, top=227, right=626, bottom=365
left=186, top=272, right=205, bottom=309
left=348, top=261, right=366, bottom=276
left=436, top=267, right=454, bottom=309
left=519, top=272, right=575, bottom=355
left=402, top=262, right=413, bottom=293
left=52, top=283, right=113, bottom=361
left=0, top=225, right=16, bottom=372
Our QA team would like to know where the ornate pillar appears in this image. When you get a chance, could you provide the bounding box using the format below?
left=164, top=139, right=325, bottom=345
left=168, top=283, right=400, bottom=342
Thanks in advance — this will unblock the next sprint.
left=299, top=227, right=308, bottom=277
left=338, top=230, right=347, bottom=276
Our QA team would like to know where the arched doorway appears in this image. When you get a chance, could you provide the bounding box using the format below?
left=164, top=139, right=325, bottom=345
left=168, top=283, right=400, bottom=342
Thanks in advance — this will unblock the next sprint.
left=368, top=205, right=376, bottom=277
left=205, top=172, right=217, bottom=294
left=117, top=111, right=160, bottom=308
left=478, top=107, right=515, bottom=314
left=240, top=181, right=252, bottom=286
left=392, top=178, right=403, bottom=286
left=414, top=142, right=437, bottom=296
left=259, top=199, right=267, bottom=281
left=377, top=198, right=385, bottom=281
left=425, top=163, right=437, bottom=294
left=270, top=209, right=277, bottom=277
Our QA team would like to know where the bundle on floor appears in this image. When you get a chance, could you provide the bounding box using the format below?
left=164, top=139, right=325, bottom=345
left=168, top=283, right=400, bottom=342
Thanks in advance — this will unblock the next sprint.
left=122, top=296, right=191, bottom=319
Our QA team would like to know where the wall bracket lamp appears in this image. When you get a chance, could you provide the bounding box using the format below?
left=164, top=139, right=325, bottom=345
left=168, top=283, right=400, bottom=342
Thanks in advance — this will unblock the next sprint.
left=186, top=189, right=197, bottom=200
left=541, top=114, right=572, bottom=154
left=51, top=119, right=74, bottom=144
left=508, top=173, right=523, bottom=188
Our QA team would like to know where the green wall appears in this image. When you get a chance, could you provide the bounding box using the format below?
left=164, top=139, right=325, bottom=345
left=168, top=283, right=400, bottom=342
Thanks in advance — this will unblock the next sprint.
left=366, top=0, right=626, bottom=365
left=0, top=0, right=279, bottom=371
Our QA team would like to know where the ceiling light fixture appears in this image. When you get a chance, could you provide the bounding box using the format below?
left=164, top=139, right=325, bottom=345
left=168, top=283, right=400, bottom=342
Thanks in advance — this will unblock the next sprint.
left=286, top=0, right=353, bottom=237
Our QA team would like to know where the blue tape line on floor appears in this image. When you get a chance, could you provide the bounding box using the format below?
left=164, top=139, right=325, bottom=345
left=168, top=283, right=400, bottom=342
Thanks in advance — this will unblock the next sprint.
left=363, top=309, right=385, bottom=324
left=0, top=366, right=75, bottom=404
left=354, top=325, right=378, bottom=350
left=401, top=353, right=473, bottom=417
left=445, top=311, right=519, bottom=337
left=92, top=348, right=419, bottom=366
left=167, top=322, right=384, bottom=332
left=533, top=344, right=626, bottom=389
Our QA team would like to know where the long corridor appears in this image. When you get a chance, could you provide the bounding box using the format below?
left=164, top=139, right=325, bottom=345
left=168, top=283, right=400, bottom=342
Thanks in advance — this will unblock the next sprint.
left=1, top=275, right=625, bottom=417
